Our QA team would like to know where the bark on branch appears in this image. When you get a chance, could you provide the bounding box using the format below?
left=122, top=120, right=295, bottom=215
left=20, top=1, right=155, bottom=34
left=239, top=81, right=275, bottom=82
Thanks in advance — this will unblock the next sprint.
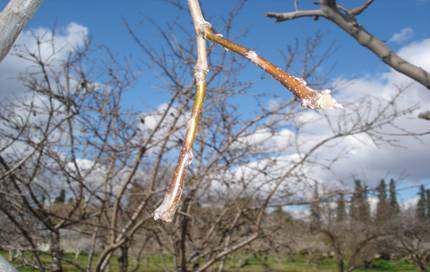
left=266, top=0, right=430, bottom=90
left=266, top=9, right=323, bottom=22
left=153, top=0, right=209, bottom=222
left=203, top=28, right=341, bottom=109
left=349, top=0, right=374, bottom=16
left=0, top=0, right=43, bottom=62
left=154, top=0, right=342, bottom=222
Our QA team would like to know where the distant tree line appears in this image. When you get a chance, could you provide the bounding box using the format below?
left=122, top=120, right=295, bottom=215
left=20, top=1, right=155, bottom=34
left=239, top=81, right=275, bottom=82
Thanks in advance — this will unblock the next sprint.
left=308, top=179, right=430, bottom=272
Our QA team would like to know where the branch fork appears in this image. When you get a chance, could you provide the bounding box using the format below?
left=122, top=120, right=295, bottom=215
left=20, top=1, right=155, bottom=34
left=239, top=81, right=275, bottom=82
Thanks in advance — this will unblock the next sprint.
left=153, top=0, right=342, bottom=222
left=202, top=26, right=342, bottom=110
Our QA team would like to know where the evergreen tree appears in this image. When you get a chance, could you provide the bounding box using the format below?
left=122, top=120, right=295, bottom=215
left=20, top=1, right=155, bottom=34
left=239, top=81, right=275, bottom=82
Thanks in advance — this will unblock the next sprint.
left=426, top=189, right=430, bottom=221
left=54, top=189, right=66, bottom=204
left=350, top=180, right=361, bottom=221
left=310, top=186, right=321, bottom=232
left=273, top=206, right=292, bottom=222
left=41, top=194, right=46, bottom=206
left=350, top=180, right=370, bottom=222
left=388, top=179, right=400, bottom=215
left=376, top=179, right=389, bottom=223
left=416, top=185, right=426, bottom=222
left=360, top=185, right=371, bottom=222
left=310, top=186, right=321, bottom=230
left=336, top=192, right=347, bottom=222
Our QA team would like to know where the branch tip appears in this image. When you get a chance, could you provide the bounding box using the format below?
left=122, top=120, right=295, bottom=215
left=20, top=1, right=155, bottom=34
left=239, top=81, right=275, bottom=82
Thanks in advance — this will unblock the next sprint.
left=302, top=89, right=343, bottom=110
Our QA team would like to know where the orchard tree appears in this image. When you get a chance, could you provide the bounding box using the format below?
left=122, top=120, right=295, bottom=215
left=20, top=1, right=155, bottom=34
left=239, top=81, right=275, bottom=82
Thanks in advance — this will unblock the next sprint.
left=392, top=212, right=430, bottom=272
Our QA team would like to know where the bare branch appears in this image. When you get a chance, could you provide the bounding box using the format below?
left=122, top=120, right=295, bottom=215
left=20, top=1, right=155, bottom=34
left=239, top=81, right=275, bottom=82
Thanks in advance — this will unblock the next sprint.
left=0, top=0, right=43, bottom=62
left=349, top=0, right=375, bottom=16
left=266, top=10, right=324, bottom=22
left=154, top=0, right=342, bottom=222
left=153, top=0, right=209, bottom=222
left=265, top=0, right=430, bottom=90
left=203, top=27, right=341, bottom=109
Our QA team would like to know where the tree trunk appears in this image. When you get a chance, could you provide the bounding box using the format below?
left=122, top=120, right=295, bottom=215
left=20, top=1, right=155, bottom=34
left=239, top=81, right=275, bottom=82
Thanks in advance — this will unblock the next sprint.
left=50, top=231, right=63, bottom=272
left=0, top=0, right=43, bottom=62
left=178, top=195, right=192, bottom=272
left=337, top=259, right=345, bottom=272
left=118, top=243, right=129, bottom=272
left=417, top=261, right=429, bottom=272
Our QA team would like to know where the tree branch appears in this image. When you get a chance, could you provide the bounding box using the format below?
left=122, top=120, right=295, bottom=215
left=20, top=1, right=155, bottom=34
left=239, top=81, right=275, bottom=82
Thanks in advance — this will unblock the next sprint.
left=153, top=0, right=209, bottom=222
left=266, top=10, right=324, bottom=22
left=0, top=0, right=43, bottom=62
left=155, top=0, right=342, bottom=222
left=349, top=0, right=375, bottom=16
left=265, top=0, right=430, bottom=90
left=203, top=26, right=341, bottom=109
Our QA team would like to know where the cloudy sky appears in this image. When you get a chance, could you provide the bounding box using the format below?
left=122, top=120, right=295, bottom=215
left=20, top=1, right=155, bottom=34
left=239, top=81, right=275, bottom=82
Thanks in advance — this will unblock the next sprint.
left=0, top=0, right=429, bottom=205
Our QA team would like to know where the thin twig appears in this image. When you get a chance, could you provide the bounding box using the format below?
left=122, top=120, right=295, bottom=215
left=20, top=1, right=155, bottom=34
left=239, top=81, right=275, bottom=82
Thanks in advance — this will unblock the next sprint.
left=349, top=0, right=375, bottom=16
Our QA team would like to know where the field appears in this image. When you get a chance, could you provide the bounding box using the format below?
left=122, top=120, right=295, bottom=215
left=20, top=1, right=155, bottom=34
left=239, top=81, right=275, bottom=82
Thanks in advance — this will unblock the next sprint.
left=0, top=251, right=422, bottom=271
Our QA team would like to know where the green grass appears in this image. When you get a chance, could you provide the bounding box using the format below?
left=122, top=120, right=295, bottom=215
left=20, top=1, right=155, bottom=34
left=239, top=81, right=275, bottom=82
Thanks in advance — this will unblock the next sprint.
left=0, top=250, right=422, bottom=271
left=221, top=254, right=419, bottom=272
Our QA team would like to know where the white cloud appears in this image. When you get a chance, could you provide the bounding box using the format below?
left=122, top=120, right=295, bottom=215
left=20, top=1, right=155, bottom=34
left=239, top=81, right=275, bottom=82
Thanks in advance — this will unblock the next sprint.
left=0, top=22, right=88, bottom=99
left=133, top=37, right=430, bottom=209
left=388, top=27, right=414, bottom=44
left=214, top=37, right=430, bottom=203
left=299, top=38, right=430, bottom=189
left=136, top=102, right=189, bottom=155
left=0, top=23, right=90, bottom=163
left=368, top=196, right=378, bottom=214
left=403, top=196, right=418, bottom=210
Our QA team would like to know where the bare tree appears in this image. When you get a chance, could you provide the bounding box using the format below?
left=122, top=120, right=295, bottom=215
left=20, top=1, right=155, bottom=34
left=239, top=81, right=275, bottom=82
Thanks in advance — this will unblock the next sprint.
left=319, top=219, right=380, bottom=272
left=392, top=213, right=430, bottom=272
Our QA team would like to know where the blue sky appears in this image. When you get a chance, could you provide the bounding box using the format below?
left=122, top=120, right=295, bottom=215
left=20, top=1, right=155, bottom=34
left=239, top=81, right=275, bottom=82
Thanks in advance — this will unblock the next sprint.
left=1, top=0, right=430, bottom=204
left=17, top=0, right=430, bottom=111
left=18, top=0, right=430, bottom=74
left=10, top=0, right=430, bottom=109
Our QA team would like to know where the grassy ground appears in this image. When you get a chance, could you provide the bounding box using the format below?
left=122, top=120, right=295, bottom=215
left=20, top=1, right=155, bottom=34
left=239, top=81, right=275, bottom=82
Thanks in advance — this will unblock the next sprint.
left=0, top=251, right=422, bottom=271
